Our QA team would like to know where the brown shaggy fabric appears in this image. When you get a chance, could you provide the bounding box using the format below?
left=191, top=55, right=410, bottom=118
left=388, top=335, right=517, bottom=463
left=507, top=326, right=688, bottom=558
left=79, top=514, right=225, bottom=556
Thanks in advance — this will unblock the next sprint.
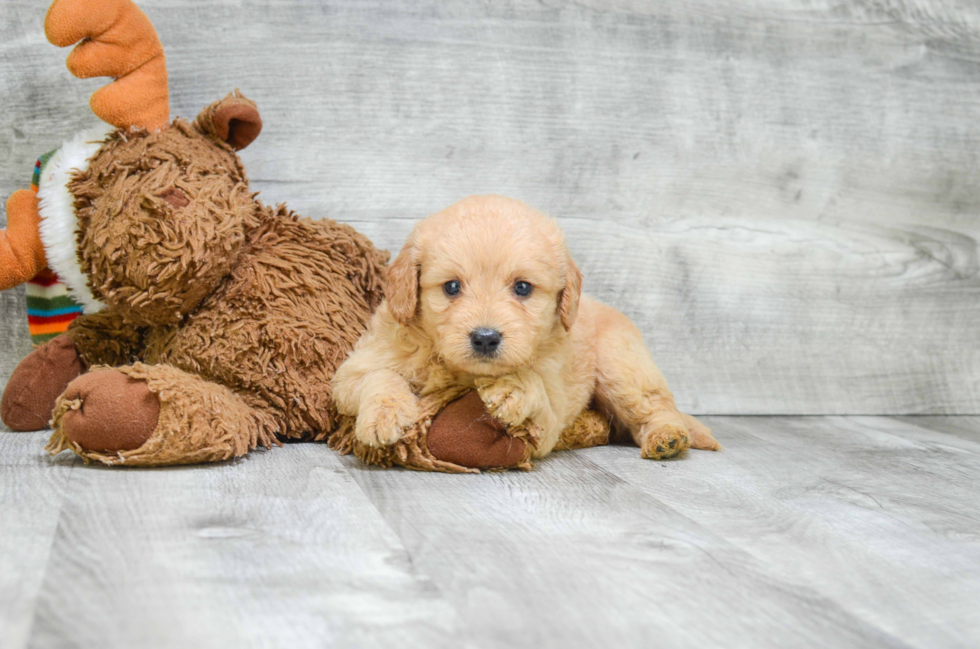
left=47, top=362, right=279, bottom=466
left=143, top=202, right=387, bottom=440
left=57, top=368, right=160, bottom=452
left=330, top=389, right=610, bottom=473
left=69, top=118, right=259, bottom=327
left=0, top=335, right=83, bottom=431
left=39, top=91, right=388, bottom=466
left=67, top=310, right=145, bottom=368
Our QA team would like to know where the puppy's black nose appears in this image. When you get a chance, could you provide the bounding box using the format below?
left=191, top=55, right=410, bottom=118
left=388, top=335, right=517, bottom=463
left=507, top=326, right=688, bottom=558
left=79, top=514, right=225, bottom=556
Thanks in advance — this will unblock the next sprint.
left=470, top=328, right=502, bottom=356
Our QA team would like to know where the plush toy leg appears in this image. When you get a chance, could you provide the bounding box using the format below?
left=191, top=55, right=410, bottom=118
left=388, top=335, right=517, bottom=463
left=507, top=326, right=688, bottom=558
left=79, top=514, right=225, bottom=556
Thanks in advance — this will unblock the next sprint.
left=425, top=391, right=535, bottom=469
left=329, top=388, right=494, bottom=474
left=330, top=389, right=611, bottom=473
left=1, top=335, right=83, bottom=431
left=46, top=362, right=279, bottom=466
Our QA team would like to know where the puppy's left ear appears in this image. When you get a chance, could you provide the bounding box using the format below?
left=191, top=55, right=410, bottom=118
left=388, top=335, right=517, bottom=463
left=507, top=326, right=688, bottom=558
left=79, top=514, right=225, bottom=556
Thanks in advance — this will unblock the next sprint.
left=386, top=231, right=421, bottom=325
left=558, top=248, right=582, bottom=331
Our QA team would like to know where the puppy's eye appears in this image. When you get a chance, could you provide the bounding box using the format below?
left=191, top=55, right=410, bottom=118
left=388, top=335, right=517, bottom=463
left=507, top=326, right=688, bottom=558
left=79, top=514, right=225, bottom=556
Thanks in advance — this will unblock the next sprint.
left=443, top=280, right=461, bottom=297
left=513, top=281, right=533, bottom=297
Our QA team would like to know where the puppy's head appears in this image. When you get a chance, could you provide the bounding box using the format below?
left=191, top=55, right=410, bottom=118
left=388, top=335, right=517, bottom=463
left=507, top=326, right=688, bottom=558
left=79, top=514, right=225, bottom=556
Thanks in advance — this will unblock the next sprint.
left=387, top=195, right=581, bottom=376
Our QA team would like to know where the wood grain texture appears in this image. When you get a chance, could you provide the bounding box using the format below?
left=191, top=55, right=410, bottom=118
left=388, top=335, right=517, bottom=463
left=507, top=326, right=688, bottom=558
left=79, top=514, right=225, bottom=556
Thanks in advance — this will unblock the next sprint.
left=3, top=417, right=980, bottom=648
left=895, top=415, right=980, bottom=444
left=587, top=416, right=980, bottom=648
left=19, top=444, right=463, bottom=649
left=0, top=432, right=72, bottom=649
left=1, top=0, right=979, bottom=414
left=339, top=450, right=909, bottom=649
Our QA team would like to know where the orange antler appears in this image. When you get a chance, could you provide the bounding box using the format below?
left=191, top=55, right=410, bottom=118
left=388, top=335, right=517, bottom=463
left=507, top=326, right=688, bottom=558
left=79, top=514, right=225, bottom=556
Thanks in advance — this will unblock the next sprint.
left=45, top=0, right=170, bottom=131
left=0, top=191, right=46, bottom=291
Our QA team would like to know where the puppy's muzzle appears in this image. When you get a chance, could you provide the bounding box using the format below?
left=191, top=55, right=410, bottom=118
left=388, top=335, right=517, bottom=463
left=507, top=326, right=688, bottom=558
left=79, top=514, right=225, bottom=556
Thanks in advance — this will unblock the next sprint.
left=470, top=328, right=502, bottom=357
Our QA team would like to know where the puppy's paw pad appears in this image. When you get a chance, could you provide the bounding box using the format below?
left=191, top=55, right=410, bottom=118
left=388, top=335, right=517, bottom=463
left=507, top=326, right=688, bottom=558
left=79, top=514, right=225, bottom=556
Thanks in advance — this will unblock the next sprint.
left=641, top=423, right=690, bottom=460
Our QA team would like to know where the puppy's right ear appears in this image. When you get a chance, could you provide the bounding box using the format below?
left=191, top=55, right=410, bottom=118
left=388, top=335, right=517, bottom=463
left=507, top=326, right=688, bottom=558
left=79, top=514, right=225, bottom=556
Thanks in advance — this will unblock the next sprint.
left=386, top=232, right=420, bottom=325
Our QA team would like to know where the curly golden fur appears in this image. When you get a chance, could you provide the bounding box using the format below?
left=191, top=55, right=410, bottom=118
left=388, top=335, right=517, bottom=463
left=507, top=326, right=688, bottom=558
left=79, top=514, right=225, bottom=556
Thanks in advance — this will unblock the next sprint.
left=333, top=195, right=719, bottom=461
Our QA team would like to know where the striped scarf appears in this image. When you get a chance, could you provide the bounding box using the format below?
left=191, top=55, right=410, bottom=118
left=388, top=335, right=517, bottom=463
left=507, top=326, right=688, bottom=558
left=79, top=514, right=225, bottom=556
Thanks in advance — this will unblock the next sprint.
left=26, top=151, right=84, bottom=346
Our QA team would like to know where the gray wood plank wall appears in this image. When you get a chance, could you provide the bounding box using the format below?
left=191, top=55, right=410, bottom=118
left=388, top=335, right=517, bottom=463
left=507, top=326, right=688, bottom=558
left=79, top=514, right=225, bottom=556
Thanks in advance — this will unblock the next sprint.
left=1, top=0, right=978, bottom=415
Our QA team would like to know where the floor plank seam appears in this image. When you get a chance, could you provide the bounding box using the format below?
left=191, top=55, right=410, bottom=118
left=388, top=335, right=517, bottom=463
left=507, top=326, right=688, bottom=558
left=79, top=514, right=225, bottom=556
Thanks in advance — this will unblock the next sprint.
left=333, top=456, right=473, bottom=642
left=574, top=451, right=918, bottom=649
left=18, top=451, right=77, bottom=649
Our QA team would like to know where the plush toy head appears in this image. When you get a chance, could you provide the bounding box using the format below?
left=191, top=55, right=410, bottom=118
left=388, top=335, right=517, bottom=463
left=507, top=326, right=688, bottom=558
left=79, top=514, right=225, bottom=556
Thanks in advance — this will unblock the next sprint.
left=69, top=101, right=263, bottom=326
left=0, top=0, right=268, bottom=332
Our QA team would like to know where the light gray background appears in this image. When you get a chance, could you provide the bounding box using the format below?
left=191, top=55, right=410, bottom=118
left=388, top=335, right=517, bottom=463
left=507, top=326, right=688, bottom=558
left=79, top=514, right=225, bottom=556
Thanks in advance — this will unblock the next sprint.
left=2, top=0, right=978, bottom=415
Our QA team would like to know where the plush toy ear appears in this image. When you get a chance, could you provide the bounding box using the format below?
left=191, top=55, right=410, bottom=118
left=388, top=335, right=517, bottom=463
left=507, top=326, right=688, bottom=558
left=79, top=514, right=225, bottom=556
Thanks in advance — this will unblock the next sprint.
left=558, top=248, right=582, bottom=331
left=194, top=91, right=263, bottom=151
left=386, top=232, right=421, bottom=325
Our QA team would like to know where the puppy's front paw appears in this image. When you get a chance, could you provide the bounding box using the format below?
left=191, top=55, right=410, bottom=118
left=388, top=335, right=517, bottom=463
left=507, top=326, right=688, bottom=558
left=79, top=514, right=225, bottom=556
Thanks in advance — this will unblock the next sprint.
left=640, top=423, right=690, bottom=460
left=356, top=394, right=419, bottom=447
left=508, top=418, right=543, bottom=450
left=476, top=376, right=532, bottom=428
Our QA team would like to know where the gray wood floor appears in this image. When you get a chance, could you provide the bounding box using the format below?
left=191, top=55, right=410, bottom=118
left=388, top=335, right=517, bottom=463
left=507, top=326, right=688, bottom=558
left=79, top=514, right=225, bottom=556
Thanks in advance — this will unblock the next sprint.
left=2, top=416, right=978, bottom=649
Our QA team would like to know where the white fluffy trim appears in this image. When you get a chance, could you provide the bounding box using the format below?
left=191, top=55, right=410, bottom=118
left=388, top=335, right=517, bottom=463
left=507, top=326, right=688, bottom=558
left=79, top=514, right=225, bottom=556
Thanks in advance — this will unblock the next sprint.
left=37, top=124, right=115, bottom=314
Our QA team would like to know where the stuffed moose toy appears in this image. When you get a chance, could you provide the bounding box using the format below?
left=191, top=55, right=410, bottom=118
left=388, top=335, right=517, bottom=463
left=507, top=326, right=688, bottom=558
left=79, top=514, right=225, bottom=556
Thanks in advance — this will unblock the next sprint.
left=0, top=0, right=610, bottom=471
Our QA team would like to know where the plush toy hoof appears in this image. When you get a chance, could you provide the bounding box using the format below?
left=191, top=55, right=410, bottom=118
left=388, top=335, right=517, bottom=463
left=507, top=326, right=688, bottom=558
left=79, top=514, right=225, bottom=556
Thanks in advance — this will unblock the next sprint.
left=427, top=391, right=528, bottom=469
left=59, top=369, right=161, bottom=452
left=1, top=335, right=83, bottom=431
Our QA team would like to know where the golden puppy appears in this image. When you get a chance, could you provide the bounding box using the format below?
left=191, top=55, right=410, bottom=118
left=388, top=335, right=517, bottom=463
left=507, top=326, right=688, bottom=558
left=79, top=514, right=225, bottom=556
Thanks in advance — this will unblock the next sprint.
left=332, top=195, right=719, bottom=460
